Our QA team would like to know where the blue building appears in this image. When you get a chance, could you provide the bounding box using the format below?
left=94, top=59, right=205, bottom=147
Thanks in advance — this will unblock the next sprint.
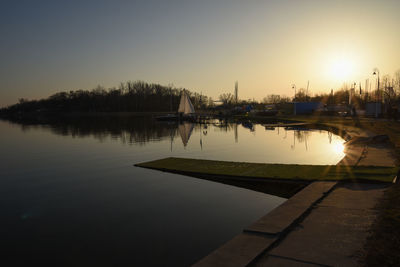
left=294, top=102, right=323, bottom=115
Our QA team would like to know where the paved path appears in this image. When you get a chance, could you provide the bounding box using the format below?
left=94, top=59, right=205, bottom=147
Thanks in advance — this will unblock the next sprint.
left=252, top=183, right=388, bottom=267
left=339, top=135, right=397, bottom=167
left=194, top=182, right=336, bottom=267
left=358, top=143, right=397, bottom=166
left=194, top=182, right=389, bottom=267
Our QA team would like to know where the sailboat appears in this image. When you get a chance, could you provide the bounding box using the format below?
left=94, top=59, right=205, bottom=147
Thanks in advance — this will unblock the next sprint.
left=156, top=90, right=196, bottom=121
left=178, top=90, right=195, bottom=119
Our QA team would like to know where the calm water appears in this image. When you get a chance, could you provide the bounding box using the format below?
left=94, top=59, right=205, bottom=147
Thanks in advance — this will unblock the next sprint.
left=0, top=116, right=345, bottom=266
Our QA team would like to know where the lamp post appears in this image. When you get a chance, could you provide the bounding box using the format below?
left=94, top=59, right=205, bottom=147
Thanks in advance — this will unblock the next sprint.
left=349, top=82, right=356, bottom=116
left=292, top=84, right=297, bottom=115
left=373, top=68, right=380, bottom=118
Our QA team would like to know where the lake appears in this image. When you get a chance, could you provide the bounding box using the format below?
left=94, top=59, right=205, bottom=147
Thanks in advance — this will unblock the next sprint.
left=0, top=116, right=345, bottom=266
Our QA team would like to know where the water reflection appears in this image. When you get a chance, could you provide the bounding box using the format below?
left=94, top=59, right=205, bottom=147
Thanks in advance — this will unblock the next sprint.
left=7, top=115, right=176, bottom=145
left=178, top=122, right=194, bottom=147
left=0, top=116, right=346, bottom=265
left=0, top=118, right=287, bottom=267
left=2, top=115, right=346, bottom=165
left=241, top=121, right=255, bottom=132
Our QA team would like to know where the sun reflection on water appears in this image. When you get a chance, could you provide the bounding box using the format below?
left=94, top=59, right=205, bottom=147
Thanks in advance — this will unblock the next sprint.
left=332, top=142, right=345, bottom=154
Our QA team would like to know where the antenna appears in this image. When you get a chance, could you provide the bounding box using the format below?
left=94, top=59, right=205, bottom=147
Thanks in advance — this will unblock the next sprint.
left=234, top=81, right=238, bottom=104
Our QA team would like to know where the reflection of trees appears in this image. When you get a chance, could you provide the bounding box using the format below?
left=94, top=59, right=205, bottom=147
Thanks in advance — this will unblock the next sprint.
left=294, top=130, right=312, bottom=143
left=4, top=117, right=338, bottom=151
left=328, top=131, right=332, bottom=144
left=284, top=127, right=313, bottom=144
left=3, top=115, right=178, bottom=145
left=4, top=115, right=241, bottom=146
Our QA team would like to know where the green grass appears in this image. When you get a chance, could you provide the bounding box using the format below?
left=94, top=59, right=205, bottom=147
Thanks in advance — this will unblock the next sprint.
left=136, top=157, right=397, bottom=183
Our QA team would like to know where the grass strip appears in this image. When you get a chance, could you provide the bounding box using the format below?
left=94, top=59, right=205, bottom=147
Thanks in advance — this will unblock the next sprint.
left=136, top=157, right=397, bottom=183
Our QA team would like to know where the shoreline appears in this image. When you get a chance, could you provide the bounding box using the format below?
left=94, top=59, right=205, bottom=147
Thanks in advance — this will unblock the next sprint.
left=2, top=112, right=399, bottom=265
left=194, top=119, right=398, bottom=266
left=135, top=118, right=398, bottom=266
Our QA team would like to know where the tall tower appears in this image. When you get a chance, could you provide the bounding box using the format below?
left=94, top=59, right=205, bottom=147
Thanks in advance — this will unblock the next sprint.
left=234, top=81, right=238, bottom=103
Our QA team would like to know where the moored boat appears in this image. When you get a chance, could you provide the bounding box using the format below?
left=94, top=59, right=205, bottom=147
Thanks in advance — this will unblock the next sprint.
left=156, top=90, right=196, bottom=121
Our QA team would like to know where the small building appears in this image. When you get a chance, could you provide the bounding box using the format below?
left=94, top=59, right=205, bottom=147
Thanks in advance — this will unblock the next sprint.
left=365, top=102, right=382, bottom=117
left=294, top=102, right=323, bottom=115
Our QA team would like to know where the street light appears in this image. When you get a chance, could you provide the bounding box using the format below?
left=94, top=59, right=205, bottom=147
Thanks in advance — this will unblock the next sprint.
left=373, top=68, right=380, bottom=118
left=292, top=84, right=297, bottom=115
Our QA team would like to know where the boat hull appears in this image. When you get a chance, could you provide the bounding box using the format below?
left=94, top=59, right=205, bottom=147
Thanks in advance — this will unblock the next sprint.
left=155, top=114, right=197, bottom=122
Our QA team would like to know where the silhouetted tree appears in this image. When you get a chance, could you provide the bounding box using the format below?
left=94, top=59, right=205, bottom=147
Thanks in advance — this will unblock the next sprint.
left=293, top=88, right=308, bottom=102
left=219, top=93, right=235, bottom=106
left=263, top=94, right=281, bottom=104
left=1, top=81, right=214, bottom=114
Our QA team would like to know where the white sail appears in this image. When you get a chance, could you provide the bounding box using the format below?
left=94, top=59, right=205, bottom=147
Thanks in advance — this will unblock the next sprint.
left=178, top=91, right=195, bottom=114
left=178, top=122, right=194, bottom=147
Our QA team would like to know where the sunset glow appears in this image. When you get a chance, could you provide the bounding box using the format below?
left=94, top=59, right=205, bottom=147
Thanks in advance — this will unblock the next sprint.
left=0, top=1, right=399, bottom=106
left=1, top=1, right=400, bottom=266
left=328, top=57, right=355, bottom=82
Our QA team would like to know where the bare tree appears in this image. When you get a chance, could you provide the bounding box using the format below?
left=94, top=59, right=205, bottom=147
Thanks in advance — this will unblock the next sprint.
left=263, top=94, right=281, bottom=104
left=219, top=93, right=235, bottom=106
left=394, top=69, right=400, bottom=97
left=294, top=88, right=308, bottom=102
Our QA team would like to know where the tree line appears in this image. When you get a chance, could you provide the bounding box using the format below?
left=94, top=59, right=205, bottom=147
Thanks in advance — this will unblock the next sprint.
left=0, top=81, right=214, bottom=114
left=219, top=69, right=400, bottom=109
left=2, top=69, right=400, bottom=115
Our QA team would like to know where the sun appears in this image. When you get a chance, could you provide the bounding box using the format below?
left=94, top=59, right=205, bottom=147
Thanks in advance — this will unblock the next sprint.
left=328, top=57, right=355, bottom=81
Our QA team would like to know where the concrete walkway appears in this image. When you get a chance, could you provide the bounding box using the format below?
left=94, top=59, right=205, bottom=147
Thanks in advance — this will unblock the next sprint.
left=252, top=183, right=388, bottom=266
left=339, top=135, right=397, bottom=167
left=194, top=182, right=388, bottom=267
left=358, top=143, right=397, bottom=166
left=194, top=182, right=337, bottom=267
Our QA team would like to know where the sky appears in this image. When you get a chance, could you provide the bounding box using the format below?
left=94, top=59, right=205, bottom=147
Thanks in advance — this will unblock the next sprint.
left=1, top=0, right=399, bottom=107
